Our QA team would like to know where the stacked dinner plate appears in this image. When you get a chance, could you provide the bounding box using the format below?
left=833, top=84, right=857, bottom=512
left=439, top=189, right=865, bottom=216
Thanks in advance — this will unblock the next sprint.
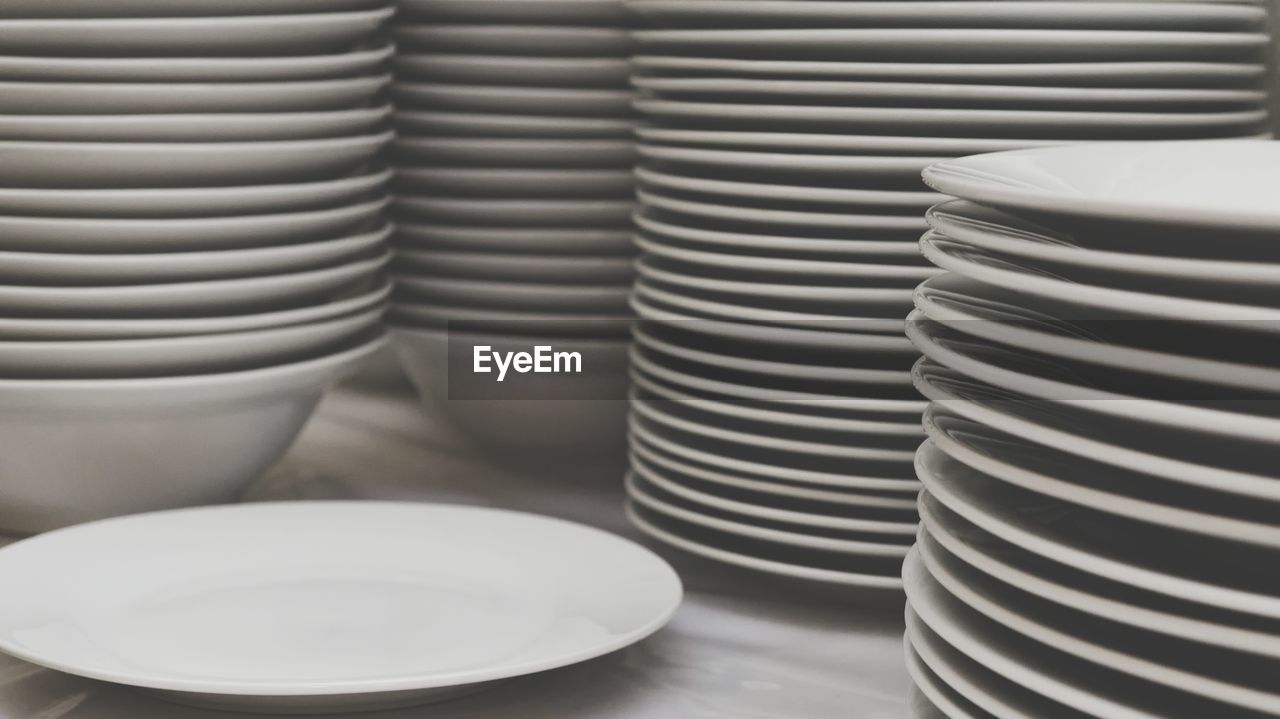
left=904, top=140, right=1280, bottom=718
left=0, top=1, right=395, bottom=534
left=387, top=0, right=639, bottom=461
left=622, top=1, right=1272, bottom=586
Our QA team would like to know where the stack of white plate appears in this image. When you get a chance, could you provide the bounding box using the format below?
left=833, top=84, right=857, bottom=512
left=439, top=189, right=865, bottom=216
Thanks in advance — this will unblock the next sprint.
left=622, top=1, right=1272, bottom=586
left=387, top=0, right=639, bottom=460
left=0, top=1, right=395, bottom=534
left=904, top=140, right=1280, bottom=718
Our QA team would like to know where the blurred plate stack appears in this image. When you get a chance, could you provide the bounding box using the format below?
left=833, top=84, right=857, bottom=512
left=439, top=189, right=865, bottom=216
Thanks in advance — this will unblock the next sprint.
left=0, top=0, right=395, bottom=534
left=622, top=0, right=1272, bottom=589
left=388, top=0, right=639, bottom=462
left=905, top=141, right=1280, bottom=718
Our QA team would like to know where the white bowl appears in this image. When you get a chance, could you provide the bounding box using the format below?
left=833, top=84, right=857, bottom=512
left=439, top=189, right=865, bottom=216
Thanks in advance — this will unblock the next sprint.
left=0, top=335, right=384, bottom=534
left=393, top=327, right=629, bottom=459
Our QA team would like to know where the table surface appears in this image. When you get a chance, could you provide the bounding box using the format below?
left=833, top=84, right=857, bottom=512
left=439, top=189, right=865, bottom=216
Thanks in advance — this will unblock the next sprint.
left=0, top=382, right=910, bottom=719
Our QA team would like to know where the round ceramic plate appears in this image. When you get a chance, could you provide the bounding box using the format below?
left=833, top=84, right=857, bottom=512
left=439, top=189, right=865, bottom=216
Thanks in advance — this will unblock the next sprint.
left=388, top=301, right=631, bottom=337
left=398, top=0, right=627, bottom=24
left=0, top=502, right=681, bottom=713
left=632, top=28, right=1267, bottom=62
left=396, top=110, right=633, bottom=138
left=634, top=279, right=909, bottom=333
left=394, top=275, right=630, bottom=313
left=395, top=221, right=634, bottom=254
left=631, top=55, right=1268, bottom=87
left=634, top=166, right=940, bottom=209
left=634, top=99, right=1270, bottom=138
left=395, top=248, right=635, bottom=283
left=0, top=106, right=391, bottom=143
left=627, top=0, right=1265, bottom=30
left=636, top=190, right=928, bottom=236
left=637, top=144, right=941, bottom=183
left=395, top=196, right=632, bottom=227
left=396, top=166, right=633, bottom=198
left=0, top=9, right=394, bottom=55
left=0, top=167, right=390, bottom=218
left=0, top=0, right=384, bottom=16
left=395, top=53, right=629, bottom=87
left=394, top=136, right=635, bottom=167
left=923, top=140, right=1280, bottom=231
left=0, top=132, right=391, bottom=188
left=636, top=127, right=1057, bottom=155
left=634, top=211, right=920, bottom=257
left=394, top=24, right=631, bottom=55
left=0, top=44, right=394, bottom=82
left=636, top=258, right=918, bottom=308
left=635, top=234, right=935, bottom=282
left=394, top=82, right=632, bottom=116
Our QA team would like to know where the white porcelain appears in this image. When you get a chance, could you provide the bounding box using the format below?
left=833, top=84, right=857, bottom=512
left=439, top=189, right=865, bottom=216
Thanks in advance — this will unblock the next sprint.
left=394, top=82, right=632, bottom=116
left=635, top=234, right=934, bottom=281
left=632, top=55, right=1268, bottom=87
left=0, top=132, right=392, bottom=188
left=0, top=501, right=681, bottom=712
left=633, top=28, right=1267, bottom=62
left=0, top=9, right=395, bottom=55
left=635, top=99, right=1269, bottom=138
left=395, top=196, right=633, bottom=227
left=395, top=275, right=630, bottom=313
left=923, top=140, right=1280, bottom=232
left=0, top=200, right=387, bottom=253
left=395, top=166, right=634, bottom=198
left=0, top=337, right=382, bottom=534
left=0, top=225, right=389, bottom=285
left=636, top=259, right=917, bottom=312
left=0, top=252, right=388, bottom=318
left=0, top=0, right=386, bottom=16
left=0, top=106, right=390, bottom=143
left=395, top=53, right=629, bottom=87
left=636, top=127, right=1057, bottom=155
left=0, top=281, right=390, bottom=341
left=904, top=642, right=983, bottom=719
left=635, top=166, right=940, bottom=209
left=396, top=110, right=633, bottom=138
left=394, top=24, right=632, bottom=55
left=399, top=0, right=628, bottom=23
left=394, top=136, right=635, bottom=167
left=395, top=221, right=634, bottom=254
left=0, top=44, right=394, bottom=82
left=389, top=300, right=630, bottom=337
left=637, top=145, right=940, bottom=184
left=0, top=168, right=391, bottom=218
left=635, top=211, right=920, bottom=258
left=395, top=249, right=635, bottom=283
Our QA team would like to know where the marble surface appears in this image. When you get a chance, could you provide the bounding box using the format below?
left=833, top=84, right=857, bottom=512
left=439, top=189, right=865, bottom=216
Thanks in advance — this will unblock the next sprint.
left=0, top=383, right=910, bottom=719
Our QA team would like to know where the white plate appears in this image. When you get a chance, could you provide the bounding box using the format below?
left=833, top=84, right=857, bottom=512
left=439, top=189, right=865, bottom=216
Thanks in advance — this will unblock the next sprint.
left=395, top=196, right=632, bottom=227
left=0, top=0, right=385, bottom=16
left=0, top=9, right=394, bottom=55
left=0, top=167, right=390, bottom=218
left=634, top=76, right=1265, bottom=110
left=394, top=82, right=632, bottom=116
left=395, top=221, right=634, bottom=254
left=395, top=248, right=635, bottom=283
left=634, top=279, right=908, bottom=333
left=0, top=199, right=387, bottom=253
left=0, top=106, right=391, bottom=143
left=919, top=492, right=1280, bottom=662
left=388, top=300, right=630, bottom=337
left=916, top=451, right=1280, bottom=620
left=0, top=225, right=388, bottom=284
left=0, top=281, right=390, bottom=341
left=396, top=110, right=633, bottom=139
left=399, top=0, right=627, bottom=23
left=628, top=0, right=1265, bottom=29
left=637, top=144, right=940, bottom=183
left=928, top=200, right=1280, bottom=287
left=635, top=166, right=940, bottom=209
left=635, top=234, right=934, bottom=282
left=0, top=76, right=388, bottom=115
left=394, top=24, right=631, bottom=55
left=0, top=44, right=393, bottom=82
left=632, top=55, right=1268, bottom=87
left=0, top=253, right=387, bottom=318
left=394, top=136, right=635, bottom=167
left=636, top=257, right=919, bottom=308
left=904, top=642, right=984, bottom=719
left=634, top=210, right=920, bottom=258
left=396, top=166, right=634, bottom=198
left=0, top=132, right=392, bottom=188
left=395, top=275, right=630, bottom=313
left=636, top=189, right=928, bottom=236
left=0, top=501, right=681, bottom=712
left=635, top=99, right=1270, bottom=138
left=637, top=127, right=1058, bottom=155
left=395, top=53, right=629, bottom=87
left=923, top=140, right=1280, bottom=232
left=0, top=306, right=381, bottom=378
left=633, top=28, right=1267, bottom=62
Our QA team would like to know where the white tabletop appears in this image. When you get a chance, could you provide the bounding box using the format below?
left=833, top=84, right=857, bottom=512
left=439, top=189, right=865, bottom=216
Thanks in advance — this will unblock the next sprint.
left=0, top=381, right=910, bottom=719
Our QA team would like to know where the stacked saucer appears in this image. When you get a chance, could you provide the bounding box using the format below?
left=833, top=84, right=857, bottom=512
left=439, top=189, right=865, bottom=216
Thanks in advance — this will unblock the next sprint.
left=905, top=141, right=1280, bottom=718
left=0, top=1, right=395, bottom=534
left=622, top=1, right=1271, bottom=586
left=387, top=0, right=639, bottom=460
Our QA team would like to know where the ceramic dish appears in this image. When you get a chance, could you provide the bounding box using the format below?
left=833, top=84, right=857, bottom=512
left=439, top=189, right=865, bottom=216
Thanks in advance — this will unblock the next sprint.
left=635, top=235, right=935, bottom=281
left=0, top=0, right=385, bottom=16
left=395, top=249, right=635, bottom=283
left=395, top=275, right=629, bottom=313
left=393, top=82, right=632, bottom=116
left=388, top=301, right=631, bottom=337
left=395, top=110, right=634, bottom=138
left=0, top=106, right=391, bottom=143
left=634, top=211, right=921, bottom=257
left=636, top=258, right=918, bottom=307
left=904, top=642, right=984, bottom=719
left=395, top=167, right=634, bottom=198
left=0, top=501, right=680, bottom=711
left=0, top=44, right=395, bottom=82
left=635, top=127, right=1055, bottom=155
left=634, top=280, right=908, bottom=333
left=400, top=0, right=628, bottom=24
left=634, top=166, right=940, bottom=209
left=395, top=53, right=630, bottom=87
left=394, top=136, right=635, bottom=167
left=394, top=221, right=634, bottom=254
left=395, top=196, right=633, bottom=227
left=394, top=24, right=631, bottom=55
left=637, top=145, right=941, bottom=183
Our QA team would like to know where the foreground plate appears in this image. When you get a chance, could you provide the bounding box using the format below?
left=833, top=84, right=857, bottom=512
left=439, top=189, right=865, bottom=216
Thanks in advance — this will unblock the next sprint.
left=0, top=502, right=682, bottom=713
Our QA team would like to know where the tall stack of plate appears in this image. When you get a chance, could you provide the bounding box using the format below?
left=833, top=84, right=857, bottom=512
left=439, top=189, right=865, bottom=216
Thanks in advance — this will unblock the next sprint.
left=387, top=0, right=639, bottom=462
left=622, top=1, right=1272, bottom=589
left=0, top=2, right=395, bottom=534
left=904, top=140, right=1280, bottom=718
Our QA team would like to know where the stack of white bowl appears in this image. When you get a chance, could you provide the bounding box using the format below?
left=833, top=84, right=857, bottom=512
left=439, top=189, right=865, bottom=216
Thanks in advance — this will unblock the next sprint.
left=905, top=141, right=1280, bottom=718
left=622, top=0, right=1271, bottom=590
left=388, top=0, right=639, bottom=462
left=0, top=1, right=395, bottom=534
